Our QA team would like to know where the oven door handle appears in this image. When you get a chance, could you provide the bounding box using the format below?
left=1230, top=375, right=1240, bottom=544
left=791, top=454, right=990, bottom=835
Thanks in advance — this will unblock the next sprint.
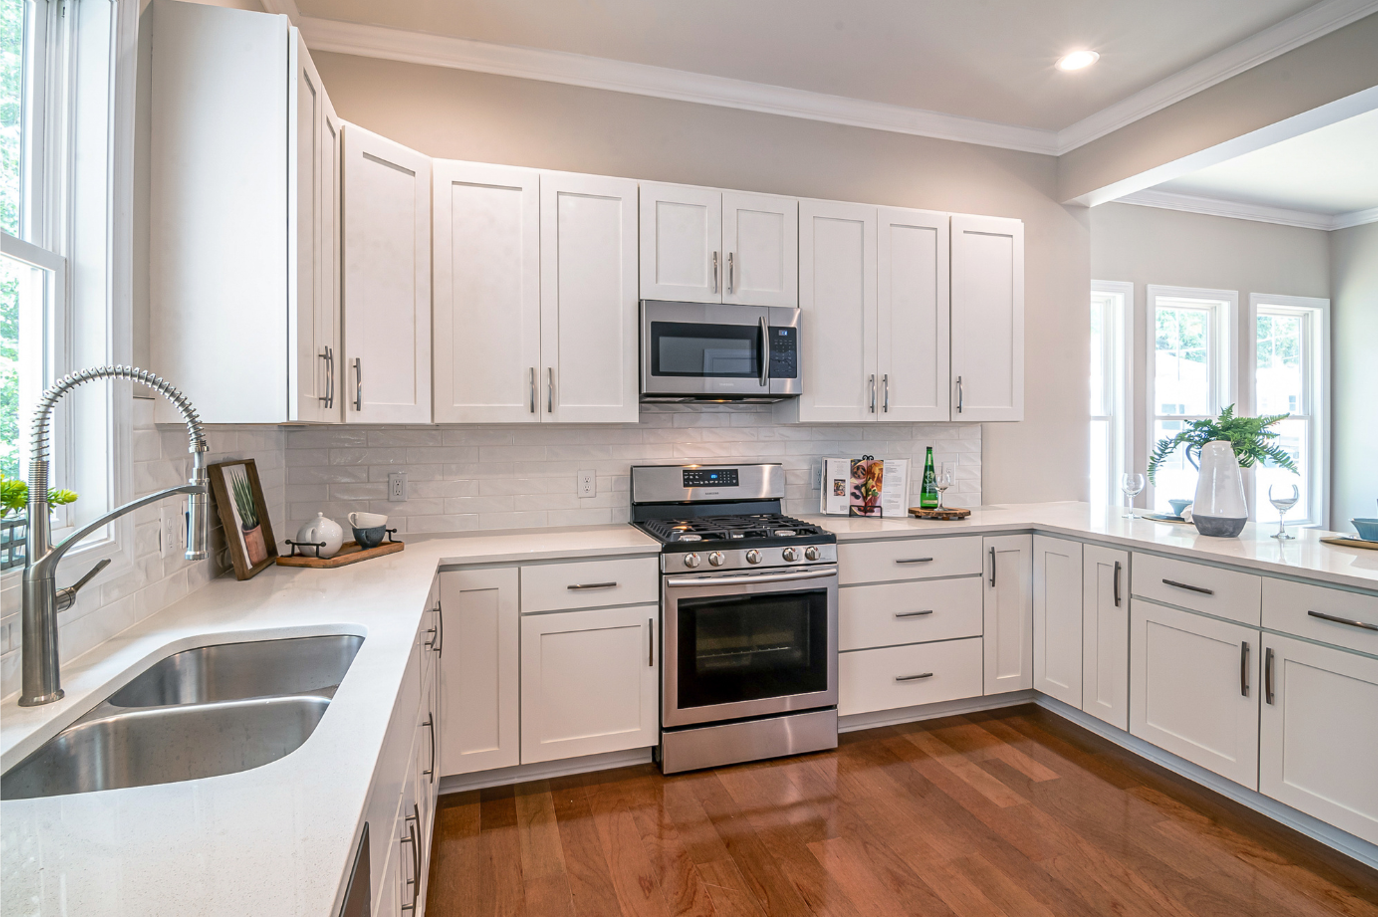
left=664, top=568, right=838, bottom=588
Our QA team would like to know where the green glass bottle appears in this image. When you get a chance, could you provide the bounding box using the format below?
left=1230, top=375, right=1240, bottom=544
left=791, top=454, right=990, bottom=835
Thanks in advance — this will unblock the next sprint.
left=920, top=447, right=938, bottom=509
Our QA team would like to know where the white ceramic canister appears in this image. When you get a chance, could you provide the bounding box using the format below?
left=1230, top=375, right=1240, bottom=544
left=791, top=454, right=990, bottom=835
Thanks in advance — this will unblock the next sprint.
left=1192, top=441, right=1248, bottom=537
left=296, top=512, right=345, bottom=558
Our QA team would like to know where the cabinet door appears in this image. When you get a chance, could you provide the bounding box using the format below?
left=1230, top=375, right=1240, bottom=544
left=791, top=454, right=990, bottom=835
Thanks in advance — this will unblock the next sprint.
left=1082, top=544, right=1129, bottom=730
left=318, top=95, right=343, bottom=422
left=1260, top=634, right=1378, bottom=845
left=1130, top=601, right=1259, bottom=788
left=521, top=604, right=659, bottom=764
left=342, top=123, right=432, bottom=423
left=983, top=534, right=1033, bottom=694
left=289, top=33, right=328, bottom=423
left=722, top=191, right=798, bottom=307
left=541, top=171, right=640, bottom=423
left=950, top=214, right=1023, bottom=422
left=1033, top=535, right=1083, bottom=708
left=639, top=182, right=721, bottom=303
left=433, top=162, right=541, bottom=423
left=876, top=207, right=950, bottom=422
left=438, top=568, right=520, bottom=776
left=797, top=199, right=876, bottom=422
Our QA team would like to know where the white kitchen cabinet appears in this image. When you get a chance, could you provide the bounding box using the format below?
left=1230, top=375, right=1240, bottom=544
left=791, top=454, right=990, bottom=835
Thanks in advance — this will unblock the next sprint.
left=1032, top=535, right=1083, bottom=708
left=1082, top=544, right=1130, bottom=730
left=540, top=171, right=640, bottom=423
left=150, top=2, right=339, bottom=424
left=1130, top=600, right=1260, bottom=788
left=722, top=191, right=798, bottom=307
left=876, top=207, right=950, bottom=421
left=839, top=637, right=984, bottom=716
left=342, top=124, right=432, bottom=423
left=520, top=604, right=659, bottom=763
left=432, top=161, right=541, bottom=424
left=438, top=567, right=520, bottom=776
left=983, top=534, right=1033, bottom=694
left=1260, top=633, right=1378, bottom=845
left=950, top=214, right=1023, bottom=422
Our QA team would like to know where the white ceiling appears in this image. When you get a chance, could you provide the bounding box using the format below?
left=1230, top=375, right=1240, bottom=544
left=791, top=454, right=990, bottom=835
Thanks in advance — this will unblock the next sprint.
left=295, top=0, right=1325, bottom=132
left=1153, top=107, right=1378, bottom=215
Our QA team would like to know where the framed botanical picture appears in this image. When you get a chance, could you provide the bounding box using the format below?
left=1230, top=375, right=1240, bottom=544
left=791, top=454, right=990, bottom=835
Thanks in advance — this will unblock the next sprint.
left=207, top=459, right=277, bottom=580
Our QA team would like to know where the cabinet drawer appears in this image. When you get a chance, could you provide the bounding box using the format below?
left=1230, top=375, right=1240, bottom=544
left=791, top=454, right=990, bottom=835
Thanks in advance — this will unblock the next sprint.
left=1132, top=553, right=1261, bottom=626
left=838, top=637, right=983, bottom=716
left=839, top=578, right=982, bottom=651
left=1263, top=579, right=1378, bottom=655
left=520, top=557, right=659, bottom=613
left=838, top=536, right=982, bottom=585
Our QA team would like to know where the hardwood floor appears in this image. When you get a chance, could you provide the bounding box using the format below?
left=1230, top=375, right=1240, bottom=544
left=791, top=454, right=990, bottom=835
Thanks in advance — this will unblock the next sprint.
left=424, top=705, right=1378, bottom=917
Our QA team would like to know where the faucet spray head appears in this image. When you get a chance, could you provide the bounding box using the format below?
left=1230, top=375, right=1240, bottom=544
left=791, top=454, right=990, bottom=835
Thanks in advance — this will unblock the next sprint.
left=185, top=449, right=210, bottom=561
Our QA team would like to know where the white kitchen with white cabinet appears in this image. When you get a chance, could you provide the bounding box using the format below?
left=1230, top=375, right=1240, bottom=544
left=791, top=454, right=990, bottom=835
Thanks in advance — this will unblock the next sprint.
left=3, top=1, right=1377, bottom=915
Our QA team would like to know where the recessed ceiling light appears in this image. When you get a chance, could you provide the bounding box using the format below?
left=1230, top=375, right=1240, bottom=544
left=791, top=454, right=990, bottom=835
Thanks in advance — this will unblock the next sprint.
left=1056, top=50, right=1100, bottom=72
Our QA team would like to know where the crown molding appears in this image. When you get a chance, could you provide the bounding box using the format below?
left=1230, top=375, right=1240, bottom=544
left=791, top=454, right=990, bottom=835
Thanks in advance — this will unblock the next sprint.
left=1055, top=0, right=1378, bottom=153
left=1115, top=189, right=1378, bottom=231
left=300, top=17, right=1061, bottom=155
left=260, top=0, right=301, bottom=27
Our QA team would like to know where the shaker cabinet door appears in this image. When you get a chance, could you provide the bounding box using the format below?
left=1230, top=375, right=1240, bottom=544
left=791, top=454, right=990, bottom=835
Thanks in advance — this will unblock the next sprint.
left=722, top=190, right=798, bottom=307
left=876, top=207, right=950, bottom=422
left=437, top=568, right=520, bottom=776
left=950, top=214, right=1023, bottom=422
left=983, top=534, right=1033, bottom=694
left=1081, top=544, right=1130, bottom=730
left=640, top=182, right=722, bottom=304
left=1032, top=535, right=1083, bottom=708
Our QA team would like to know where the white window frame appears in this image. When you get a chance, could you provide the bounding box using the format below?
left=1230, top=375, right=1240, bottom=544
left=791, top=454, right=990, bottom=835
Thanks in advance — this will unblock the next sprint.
left=1090, top=280, right=1133, bottom=508
left=1246, top=293, right=1329, bottom=529
left=1144, top=285, right=1238, bottom=512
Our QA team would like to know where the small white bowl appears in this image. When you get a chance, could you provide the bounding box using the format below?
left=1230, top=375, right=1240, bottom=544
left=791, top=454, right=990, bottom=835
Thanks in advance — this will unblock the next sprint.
left=348, top=511, right=389, bottom=529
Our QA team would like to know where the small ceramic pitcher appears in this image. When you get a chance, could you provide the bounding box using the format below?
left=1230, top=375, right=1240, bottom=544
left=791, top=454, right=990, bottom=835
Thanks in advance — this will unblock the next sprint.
left=296, top=512, right=345, bottom=558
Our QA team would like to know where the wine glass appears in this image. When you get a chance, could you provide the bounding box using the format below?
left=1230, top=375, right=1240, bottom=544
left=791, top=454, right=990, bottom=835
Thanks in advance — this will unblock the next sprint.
left=1120, top=473, right=1146, bottom=519
left=1269, top=483, right=1299, bottom=540
left=933, top=464, right=955, bottom=511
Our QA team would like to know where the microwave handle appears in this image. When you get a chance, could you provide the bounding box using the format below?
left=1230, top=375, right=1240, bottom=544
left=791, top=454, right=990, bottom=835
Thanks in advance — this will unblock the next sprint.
left=759, top=316, right=769, bottom=387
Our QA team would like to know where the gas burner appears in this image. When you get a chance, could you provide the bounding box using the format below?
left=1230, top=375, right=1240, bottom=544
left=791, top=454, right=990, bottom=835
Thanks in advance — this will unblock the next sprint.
left=635, top=513, right=829, bottom=546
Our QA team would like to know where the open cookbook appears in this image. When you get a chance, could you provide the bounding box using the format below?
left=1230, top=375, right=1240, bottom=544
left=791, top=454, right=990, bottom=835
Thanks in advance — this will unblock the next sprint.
left=820, top=457, right=910, bottom=517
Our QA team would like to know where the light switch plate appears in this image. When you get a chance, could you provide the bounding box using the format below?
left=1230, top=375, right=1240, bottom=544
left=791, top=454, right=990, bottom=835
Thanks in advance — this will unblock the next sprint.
left=578, top=470, right=596, bottom=498
left=388, top=472, right=408, bottom=502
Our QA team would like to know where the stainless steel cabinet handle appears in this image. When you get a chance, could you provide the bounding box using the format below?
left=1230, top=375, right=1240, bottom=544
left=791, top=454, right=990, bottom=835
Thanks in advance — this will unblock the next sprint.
left=423, top=714, right=436, bottom=783
left=1162, top=578, right=1213, bottom=596
left=353, top=358, right=362, bottom=411
left=728, top=252, right=735, bottom=293
left=869, top=374, right=876, bottom=413
left=759, top=316, right=769, bottom=387
left=1265, top=647, right=1275, bottom=705
left=529, top=367, right=536, bottom=413
left=1240, top=641, right=1250, bottom=697
left=955, top=375, right=963, bottom=414
left=648, top=617, right=654, bottom=667
left=989, top=546, right=996, bottom=588
left=1113, top=560, right=1122, bottom=607
left=895, top=610, right=934, bottom=618
left=434, top=602, right=443, bottom=655
left=399, top=822, right=419, bottom=912
left=895, top=557, right=934, bottom=565
left=318, top=348, right=331, bottom=405
left=547, top=367, right=554, bottom=413
left=1307, top=610, right=1378, bottom=631
left=895, top=672, right=934, bottom=682
left=327, top=346, right=335, bottom=408
left=567, top=581, right=618, bottom=590
left=882, top=373, right=889, bottom=413
left=712, top=251, right=719, bottom=293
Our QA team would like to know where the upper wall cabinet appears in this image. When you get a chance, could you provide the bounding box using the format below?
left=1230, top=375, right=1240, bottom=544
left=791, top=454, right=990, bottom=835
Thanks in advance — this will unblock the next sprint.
left=342, top=125, right=432, bottom=424
left=150, top=1, right=339, bottom=424
left=640, top=183, right=798, bottom=307
left=951, top=214, right=1024, bottom=422
left=877, top=207, right=950, bottom=422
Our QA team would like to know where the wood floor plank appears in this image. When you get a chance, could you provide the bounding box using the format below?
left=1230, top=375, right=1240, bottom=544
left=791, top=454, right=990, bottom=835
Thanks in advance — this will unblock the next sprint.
left=548, top=774, right=627, bottom=917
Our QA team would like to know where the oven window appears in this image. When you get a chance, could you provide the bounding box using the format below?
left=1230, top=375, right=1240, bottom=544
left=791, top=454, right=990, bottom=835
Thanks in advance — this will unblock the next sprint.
left=651, top=321, right=761, bottom=378
left=676, top=588, right=829, bottom=708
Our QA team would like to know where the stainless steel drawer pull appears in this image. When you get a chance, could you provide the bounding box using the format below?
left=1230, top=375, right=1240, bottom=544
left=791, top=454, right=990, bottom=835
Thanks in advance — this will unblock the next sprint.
left=989, top=546, right=996, bottom=588
left=1163, top=578, right=1214, bottom=596
left=567, top=581, right=618, bottom=590
left=895, top=672, right=935, bottom=682
left=895, top=610, right=934, bottom=618
left=1113, top=560, right=1122, bottom=607
left=1240, top=641, right=1250, bottom=697
left=423, top=714, right=436, bottom=783
left=1307, top=610, right=1378, bottom=631
left=1264, top=647, right=1275, bottom=706
left=648, top=617, right=654, bottom=667
left=895, top=557, right=934, bottom=565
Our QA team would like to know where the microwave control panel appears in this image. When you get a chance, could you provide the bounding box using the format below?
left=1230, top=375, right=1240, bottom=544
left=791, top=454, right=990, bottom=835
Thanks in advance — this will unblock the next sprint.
left=768, top=327, right=798, bottom=378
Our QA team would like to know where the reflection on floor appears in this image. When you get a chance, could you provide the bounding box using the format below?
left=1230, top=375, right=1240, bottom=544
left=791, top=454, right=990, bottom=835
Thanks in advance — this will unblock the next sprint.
left=424, top=704, right=1378, bottom=916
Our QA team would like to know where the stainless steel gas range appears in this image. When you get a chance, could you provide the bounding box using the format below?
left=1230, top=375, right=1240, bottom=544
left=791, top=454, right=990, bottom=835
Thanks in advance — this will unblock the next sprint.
left=630, top=463, right=839, bottom=774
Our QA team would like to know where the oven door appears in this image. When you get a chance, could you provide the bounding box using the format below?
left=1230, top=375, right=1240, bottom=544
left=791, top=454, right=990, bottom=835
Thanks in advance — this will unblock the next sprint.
left=641, top=301, right=800, bottom=399
left=662, top=565, right=838, bottom=728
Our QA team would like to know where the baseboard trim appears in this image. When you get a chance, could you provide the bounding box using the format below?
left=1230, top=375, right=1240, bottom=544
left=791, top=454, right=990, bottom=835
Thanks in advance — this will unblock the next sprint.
left=1033, top=695, right=1378, bottom=872
left=838, top=690, right=1036, bottom=733
left=438, top=747, right=653, bottom=794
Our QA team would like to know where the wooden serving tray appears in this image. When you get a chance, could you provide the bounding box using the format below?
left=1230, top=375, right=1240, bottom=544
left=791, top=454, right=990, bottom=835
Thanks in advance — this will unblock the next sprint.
left=277, top=540, right=405, bottom=568
left=909, top=507, right=972, bottom=520
left=1320, top=536, right=1378, bottom=551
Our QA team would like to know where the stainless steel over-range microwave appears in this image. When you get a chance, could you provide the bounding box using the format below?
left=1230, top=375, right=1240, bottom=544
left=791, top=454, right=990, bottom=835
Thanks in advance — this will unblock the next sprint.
left=640, top=300, right=802, bottom=402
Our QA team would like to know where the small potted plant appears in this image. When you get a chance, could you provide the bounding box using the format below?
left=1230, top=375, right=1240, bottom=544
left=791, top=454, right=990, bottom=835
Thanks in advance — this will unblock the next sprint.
left=1, top=473, right=79, bottom=570
left=231, top=467, right=268, bottom=565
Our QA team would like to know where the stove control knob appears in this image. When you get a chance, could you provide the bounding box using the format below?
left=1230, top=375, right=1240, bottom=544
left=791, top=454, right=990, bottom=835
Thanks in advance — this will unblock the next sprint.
left=804, top=545, right=821, bottom=561
left=782, top=547, right=801, bottom=562
left=745, top=549, right=762, bottom=565
left=683, top=553, right=701, bottom=568
left=708, top=552, right=725, bottom=567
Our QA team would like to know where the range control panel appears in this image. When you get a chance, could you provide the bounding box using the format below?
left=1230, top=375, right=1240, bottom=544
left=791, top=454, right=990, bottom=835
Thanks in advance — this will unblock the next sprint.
left=768, top=327, right=798, bottom=378
left=683, top=468, right=739, bottom=488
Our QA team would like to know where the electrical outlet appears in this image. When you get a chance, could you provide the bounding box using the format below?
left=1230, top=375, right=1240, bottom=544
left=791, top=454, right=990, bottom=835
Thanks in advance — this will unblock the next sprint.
left=578, top=470, right=597, bottom=498
left=161, top=499, right=187, bottom=558
left=812, top=460, right=823, bottom=490
left=388, top=472, right=408, bottom=502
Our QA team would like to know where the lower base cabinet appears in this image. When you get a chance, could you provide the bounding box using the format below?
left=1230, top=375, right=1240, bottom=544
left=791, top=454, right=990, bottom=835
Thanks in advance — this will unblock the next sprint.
left=1130, top=600, right=1260, bottom=788
left=438, top=568, right=520, bottom=776
left=839, top=637, right=983, bottom=715
left=1260, top=633, right=1378, bottom=845
left=1032, top=535, right=1083, bottom=708
left=984, top=534, right=1033, bottom=694
left=520, top=604, right=660, bottom=763
left=1081, top=544, right=1129, bottom=730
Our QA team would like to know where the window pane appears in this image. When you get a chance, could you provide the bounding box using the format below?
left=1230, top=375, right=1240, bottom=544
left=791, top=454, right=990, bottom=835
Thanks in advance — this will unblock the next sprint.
left=1090, top=418, right=1110, bottom=507
left=1155, top=305, right=1212, bottom=416
left=1150, top=420, right=1198, bottom=514
left=1255, top=418, right=1308, bottom=524
left=1089, top=298, right=1107, bottom=416
left=2, top=254, right=28, bottom=478
left=1, top=0, right=25, bottom=237
left=1256, top=312, right=1304, bottom=415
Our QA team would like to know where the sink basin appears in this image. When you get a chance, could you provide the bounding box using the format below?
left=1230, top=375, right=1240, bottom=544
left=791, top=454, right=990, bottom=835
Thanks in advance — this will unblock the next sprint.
left=108, top=634, right=363, bottom=707
left=1, top=696, right=330, bottom=800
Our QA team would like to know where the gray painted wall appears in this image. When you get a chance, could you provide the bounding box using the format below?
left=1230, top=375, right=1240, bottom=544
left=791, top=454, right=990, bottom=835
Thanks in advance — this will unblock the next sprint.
left=1330, top=221, right=1378, bottom=534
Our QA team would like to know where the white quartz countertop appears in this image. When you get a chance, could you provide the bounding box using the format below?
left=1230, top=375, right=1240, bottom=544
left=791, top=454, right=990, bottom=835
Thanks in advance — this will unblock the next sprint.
left=0, top=524, right=658, bottom=917
left=803, top=502, right=1378, bottom=593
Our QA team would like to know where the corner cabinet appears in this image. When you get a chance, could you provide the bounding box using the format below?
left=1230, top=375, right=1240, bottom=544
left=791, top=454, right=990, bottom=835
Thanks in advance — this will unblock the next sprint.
left=1032, top=535, right=1083, bottom=708
left=437, top=567, right=520, bottom=776
left=950, top=215, right=1024, bottom=422
left=1081, top=544, right=1129, bottom=729
left=983, top=534, right=1033, bottom=694
left=342, top=125, right=433, bottom=424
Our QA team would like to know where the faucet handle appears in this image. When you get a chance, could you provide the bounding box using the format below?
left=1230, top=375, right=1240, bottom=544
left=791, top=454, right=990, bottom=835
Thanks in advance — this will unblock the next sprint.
left=56, top=558, right=112, bottom=612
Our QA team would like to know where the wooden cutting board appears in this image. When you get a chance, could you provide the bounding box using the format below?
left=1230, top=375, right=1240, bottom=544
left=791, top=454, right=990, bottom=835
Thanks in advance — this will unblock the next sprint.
left=909, top=507, right=972, bottom=521
left=1320, top=536, right=1378, bottom=551
left=277, top=540, right=404, bottom=568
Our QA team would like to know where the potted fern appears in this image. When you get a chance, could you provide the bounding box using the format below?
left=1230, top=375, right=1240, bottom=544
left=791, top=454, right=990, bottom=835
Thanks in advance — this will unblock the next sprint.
left=1147, top=405, right=1298, bottom=483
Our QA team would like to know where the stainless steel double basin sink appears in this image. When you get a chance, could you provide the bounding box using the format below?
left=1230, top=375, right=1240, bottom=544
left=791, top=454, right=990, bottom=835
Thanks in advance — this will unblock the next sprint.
left=1, top=634, right=363, bottom=801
